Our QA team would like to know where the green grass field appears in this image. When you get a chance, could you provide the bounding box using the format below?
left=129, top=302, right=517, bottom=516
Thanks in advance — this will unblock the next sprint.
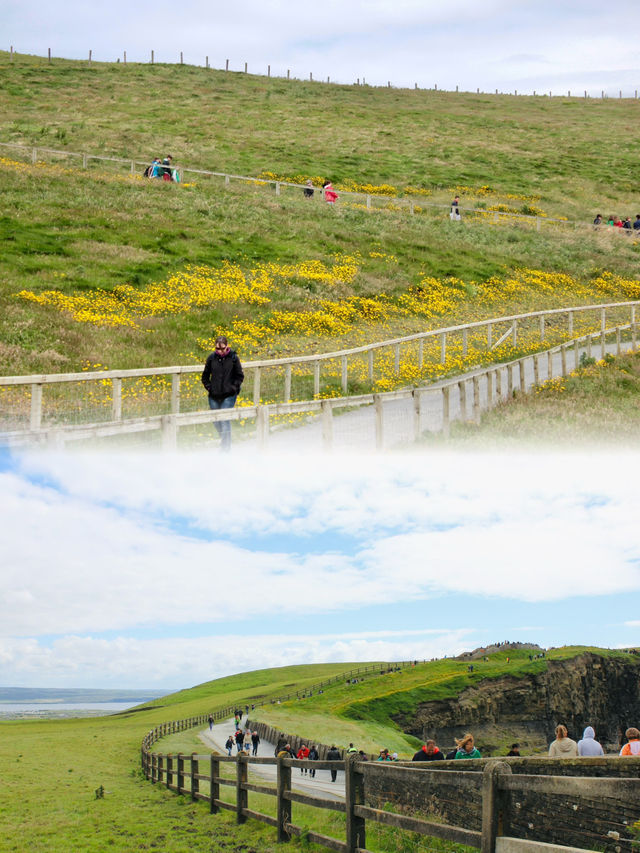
left=2, top=647, right=627, bottom=851
left=1, top=52, right=640, bottom=383
left=436, top=350, right=640, bottom=446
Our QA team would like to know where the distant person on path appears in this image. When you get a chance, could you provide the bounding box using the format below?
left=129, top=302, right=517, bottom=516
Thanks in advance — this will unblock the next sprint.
left=303, top=179, right=315, bottom=198
left=412, top=740, right=444, bottom=761
left=235, top=729, right=245, bottom=753
left=450, top=195, right=461, bottom=221
left=323, top=180, right=339, bottom=204
left=623, top=217, right=633, bottom=231
left=454, top=733, right=482, bottom=759
left=326, top=745, right=341, bottom=781
left=225, top=736, right=234, bottom=756
left=506, top=743, right=521, bottom=756
left=277, top=743, right=293, bottom=759
left=208, top=714, right=214, bottom=730
left=548, top=725, right=578, bottom=757
left=308, top=745, right=319, bottom=776
left=251, top=731, right=260, bottom=756
left=593, top=214, right=603, bottom=228
left=620, top=727, right=640, bottom=756
left=345, top=743, right=357, bottom=754
left=201, top=335, right=244, bottom=451
left=634, top=215, right=640, bottom=232
left=577, top=726, right=604, bottom=756
left=297, top=743, right=310, bottom=773
left=275, top=734, right=288, bottom=757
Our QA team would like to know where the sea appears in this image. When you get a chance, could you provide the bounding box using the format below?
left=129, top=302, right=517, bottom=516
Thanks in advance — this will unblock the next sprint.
left=0, top=701, right=143, bottom=719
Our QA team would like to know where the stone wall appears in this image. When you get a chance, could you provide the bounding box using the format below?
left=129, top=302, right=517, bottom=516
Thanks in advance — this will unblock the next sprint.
left=364, top=757, right=640, bottom=851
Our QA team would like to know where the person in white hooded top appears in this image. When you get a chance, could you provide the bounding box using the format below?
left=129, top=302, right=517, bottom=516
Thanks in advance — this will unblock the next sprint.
left=548, top=724, right=578, bottom=757
left=577, top=726, right=604, bottom=756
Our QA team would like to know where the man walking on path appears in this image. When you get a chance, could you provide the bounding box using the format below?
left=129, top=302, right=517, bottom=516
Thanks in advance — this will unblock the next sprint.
left=326, top=745, right=341, bottom=781
left=251, top=731, right=260, bottom=756
left=201, top=335, right=244, bottom=451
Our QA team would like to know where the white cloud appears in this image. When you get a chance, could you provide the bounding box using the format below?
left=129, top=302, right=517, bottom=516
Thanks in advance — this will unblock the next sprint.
left=1, top=452, right=639, bottom=641
left=3, top=1, right=638, bottom=94
left=0, top=627, right=473, bottom=688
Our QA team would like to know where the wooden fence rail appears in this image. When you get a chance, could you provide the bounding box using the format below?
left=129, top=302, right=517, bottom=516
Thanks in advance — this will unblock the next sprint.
left=140, top=740, right=640, bottom=853
left=3, top=317, right=638, bottom=450
left=0, top=140, right=634, bottom=238
left=1, top=300, right=638, bottom=445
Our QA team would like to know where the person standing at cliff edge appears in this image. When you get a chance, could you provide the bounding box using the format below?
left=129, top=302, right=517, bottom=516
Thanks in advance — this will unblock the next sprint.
left=201, top=335, right=244, bottom=451
left=577, top=726, right=604, bottom=756
left=548, top=725, right=578, bottom=757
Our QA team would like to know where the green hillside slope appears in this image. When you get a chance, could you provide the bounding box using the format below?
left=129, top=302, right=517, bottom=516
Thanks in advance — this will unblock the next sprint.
left=1, top=54, right=639, bottom=382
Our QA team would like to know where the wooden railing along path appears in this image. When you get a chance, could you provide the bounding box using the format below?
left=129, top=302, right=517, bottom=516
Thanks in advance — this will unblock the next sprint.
left=2, top=301, right=638, bottom=449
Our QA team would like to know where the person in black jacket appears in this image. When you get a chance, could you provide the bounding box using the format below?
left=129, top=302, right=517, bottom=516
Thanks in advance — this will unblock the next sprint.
left=412, top=740, right=445, bottom=761
left=326, top=745, right=341, bottom=781
left=201, top=336, right=244, bottom=450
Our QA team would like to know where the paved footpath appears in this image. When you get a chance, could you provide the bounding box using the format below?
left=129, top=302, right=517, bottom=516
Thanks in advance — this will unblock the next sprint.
left=198, top=717, right=345, bottom=800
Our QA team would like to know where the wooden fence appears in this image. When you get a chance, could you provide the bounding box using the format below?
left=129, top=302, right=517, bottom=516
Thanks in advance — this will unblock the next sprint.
left=0, top=139, right=635, bottom=237
left=5, top=47, right=640, bottom=100
left=2, top=311, right=638, bottom=450
left=140, top=723, right=640, bottom=853
left=1, top=300, right=638, bottom=446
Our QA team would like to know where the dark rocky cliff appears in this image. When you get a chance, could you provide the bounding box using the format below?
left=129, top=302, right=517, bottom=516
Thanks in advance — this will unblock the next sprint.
left=397, top=652, right=640, bottom=753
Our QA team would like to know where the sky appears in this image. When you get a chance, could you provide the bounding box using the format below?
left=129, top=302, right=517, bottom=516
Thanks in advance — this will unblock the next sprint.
left=1, top=447, right=639, bottom=691
left=3, top=0, right=639, bottom=97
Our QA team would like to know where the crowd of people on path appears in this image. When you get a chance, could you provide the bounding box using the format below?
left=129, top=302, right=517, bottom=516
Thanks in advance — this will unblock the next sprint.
left=593, top=213, right=640, bottom=232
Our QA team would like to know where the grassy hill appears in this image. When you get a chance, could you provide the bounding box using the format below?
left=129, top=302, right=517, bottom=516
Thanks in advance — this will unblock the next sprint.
left=1, top=52, right=640, bottom=382
left=2, top=647, right=630, bottom=851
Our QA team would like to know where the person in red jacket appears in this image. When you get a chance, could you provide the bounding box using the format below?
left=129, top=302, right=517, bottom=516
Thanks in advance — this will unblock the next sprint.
left=297, top=743, right=310, bottom=773
left=323, top=181, right=339, bottom=204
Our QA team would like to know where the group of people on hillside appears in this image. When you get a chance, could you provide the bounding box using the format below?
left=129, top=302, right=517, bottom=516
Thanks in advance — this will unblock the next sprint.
left=143, top=155, right=180, bottom=182
left=302, top=180, right=339, bottom=203
left=593, top=213, right=640, bottom=231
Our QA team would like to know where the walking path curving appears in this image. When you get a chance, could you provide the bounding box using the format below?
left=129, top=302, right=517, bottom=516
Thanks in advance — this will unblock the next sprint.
left=198, top=717, right=345, bottom=800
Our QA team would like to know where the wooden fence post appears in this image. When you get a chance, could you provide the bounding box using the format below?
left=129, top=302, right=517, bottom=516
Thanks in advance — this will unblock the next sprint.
left=314, top=360, right=321, bottom=395
left=440, top=332, right=447, bottom=363
left=236, top=753, right=248, bottom=823
left=561, top=345, right=567, bottom=376
left=157, top=754, right=163, bottom=784
left=190, top=753, right=199, bottom=800
left=442, top=386, right=450, bottom=438
left=284, top=363, right=291, bottom=401
left=166, top=755, right=172, bottom=789
left=341, top=355, right=348, bottom=393
left=547, top=349, right=553, bottom=380
left=518, top=360, right=526, bottom=392
left=345, top=755, right=366, bottom=852
left=394, top=343, right=400, bottom=374
left=374, top=394, right=384, bottom=449
left=277, top=755, right=292, bottom=842
left=473, top=375, right=480, bottom=424
left=412, top=389, right=422, bottom=441
left=462, top=327, right=468, bottom=356
left=30, top=383, right=43, bottom=430
left=177, top=753, right=185, bottom=793
left=321, top=400, right=333, bottom=450
left=170, top=373, right=180, bottom=414
left=540, top=314, right=545, bottom=341
left=111, top=376, right=122, bottom=421
left=458, top=380, right=467, bottom=421
left=210, top=754, right=220, bottom=813
left=481, top=761, right=512, bottom=853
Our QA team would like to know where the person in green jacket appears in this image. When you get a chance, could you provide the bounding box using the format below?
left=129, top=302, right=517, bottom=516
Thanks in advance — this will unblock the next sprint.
left=454, top=733, right=482, bottom=759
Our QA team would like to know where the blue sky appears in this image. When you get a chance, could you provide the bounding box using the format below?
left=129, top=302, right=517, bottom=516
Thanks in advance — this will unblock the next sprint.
left=3, top=1, right=639, bottom=96
left=1, top=449, right=639, bottom=690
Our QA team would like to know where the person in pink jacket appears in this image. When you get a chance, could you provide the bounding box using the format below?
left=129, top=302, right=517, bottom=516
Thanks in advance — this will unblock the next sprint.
left=323, top=180, right=339, bottom=204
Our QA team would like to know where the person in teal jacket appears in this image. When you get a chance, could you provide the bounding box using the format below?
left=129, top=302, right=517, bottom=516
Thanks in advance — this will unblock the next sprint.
left=453, top=733, right=482, bottom=759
